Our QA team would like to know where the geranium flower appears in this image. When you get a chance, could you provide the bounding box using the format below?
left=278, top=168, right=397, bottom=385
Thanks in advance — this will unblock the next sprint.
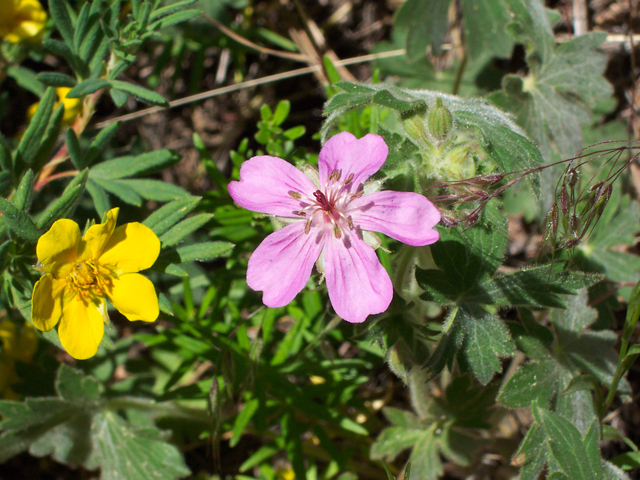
left=31, top=208, right=160, bottom=359
left=0, top=0, right=47, bottom=44
left=228, top=131, right=441, bottom=323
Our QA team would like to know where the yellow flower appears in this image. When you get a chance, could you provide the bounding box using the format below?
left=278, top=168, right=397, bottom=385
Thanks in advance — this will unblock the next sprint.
left=0, top=320, right=38, bottom=399
left=27, top=87, right=83, bottom=126
left=275, top=468, right=295, bottom=480
left=0, top=0, right=47, bottom=43
left=31, top=208, right=161, bottom=360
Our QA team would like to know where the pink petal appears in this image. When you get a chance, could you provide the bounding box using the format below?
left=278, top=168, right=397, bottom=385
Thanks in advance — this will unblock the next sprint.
left=247, top=222, right=326, bottom=308
left=229, top=156, right=317, bottom=217
left=350, top=191, right=441, bottom=246
left=324, top=232, right=393, bottom=323
left=318, top=132, right=388, bottom=190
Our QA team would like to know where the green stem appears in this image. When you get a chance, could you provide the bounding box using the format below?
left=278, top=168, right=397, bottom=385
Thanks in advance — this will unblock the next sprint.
left=106, top=396, right=212, bottom=423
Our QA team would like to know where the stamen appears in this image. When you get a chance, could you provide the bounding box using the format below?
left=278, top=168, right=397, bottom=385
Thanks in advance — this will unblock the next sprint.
left=344, top=173, right=354, bottom=185
left=333, top=223, right=342, bottom=239
left=347, top=216, right=354, bottom=229
left=293, top=211, right=306, bottom=217
left=351, top=190, right=364, bottom=199
left=304, top=219, right=312, bottom=234
left=288, top=190, right=302, bottom=200
left=329, top=169, right=341, bottom=182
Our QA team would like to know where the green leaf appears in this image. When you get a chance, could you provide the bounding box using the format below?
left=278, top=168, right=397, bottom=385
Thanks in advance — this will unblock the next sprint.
left=36, top=72, right=77, bottom=88
left=86, top=179, right=110, bottom=217
left=91, top=177, right=142, bottom=205
left=541, top=409, right=603, bottom=480
left=0, top=198, right=41, bottom=242
left=576, top=197, right=640, bottom=290
left=395, top=0, right=452, bottom=60
left=515, top=423, right=549, bottom=480
left=498, top=359, right=561, bottom=408
left=175, top=242, right=234, bottom=262
left=149, top=0, right=198, bottom=22
left=109, top=80, right=168, bottom=107
left=85, top=122, right=120, bottom=167
left=90, top=149, right=179, bottom=180
left=148, top=9, right=201, bottom=30
left=489, top=30, right=611, bottom=160
left=0, top=366, right=190, bottom=479
left=455, top=305, right=515, bottom=385
left=11, top=170, right=35, bottom=211
left=7, top=66, right=45, bottom=96
left=31, top=105, right=65, bottom=173
left=272, top=100, right=290, bottom=126
left=43, top=39, right=84, bottom=75
left=49, top=0, right=75, bottom=47
left=407, top=426, right=442, bottom=480
left=66, top=78, right=110, bottom=98
left=370, top=426, right=424, bottom=462
left=88, top=411, right=190, bottom=480
left=159, top=214, right=213, bottom=247
left=35, top=170, right=88, bottom=230
left=119, top=179, right=189, bottom=201
left=65, top=128, right=83, bottom=169
left=15, top=88, right=56, bottom=169
left=230, top=398, right=259, bottom=447
left=143, top=196, right=202, bottom=236
left=459, top=0, right=514, bottom=60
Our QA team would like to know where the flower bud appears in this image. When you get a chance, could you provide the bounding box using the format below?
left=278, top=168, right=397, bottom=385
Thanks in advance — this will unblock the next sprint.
left=401, top=107, right=429, bottom=145
left=428, top=97, right=453, bottom=140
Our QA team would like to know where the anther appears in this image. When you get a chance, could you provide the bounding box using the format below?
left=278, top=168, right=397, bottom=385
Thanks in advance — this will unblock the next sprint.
left=304, top=220, right=312, bottom=234
left=293, top=211, right=306, bottom=217
left=333, top=223, right=342, bottom=239
left=344, top=173, right=354, bottom=185
left=288, top=190, right=302, bottom=200
left=347, top=216, right=354, bottom=229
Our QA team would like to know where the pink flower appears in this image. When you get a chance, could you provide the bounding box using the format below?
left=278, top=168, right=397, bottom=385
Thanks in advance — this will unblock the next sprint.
left=228, top=132, right=441, bottom=323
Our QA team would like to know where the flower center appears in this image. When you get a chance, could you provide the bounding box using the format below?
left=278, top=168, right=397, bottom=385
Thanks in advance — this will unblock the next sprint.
left=67, top=260, right=114, bottom=301
left=288, top=169, right=363, bottom=239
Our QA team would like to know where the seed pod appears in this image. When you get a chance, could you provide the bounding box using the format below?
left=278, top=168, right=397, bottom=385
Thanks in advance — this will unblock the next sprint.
left=560, top=184, right=570, bottom=216
left=441, top=214, right=458, bottom=227
left=566, top=168, right=579, bottom=188
left=427, top=97, right=453, bottom=140
left=550, top=203, right=559, bottom=236
left=570, top=214, right=581, bottom=235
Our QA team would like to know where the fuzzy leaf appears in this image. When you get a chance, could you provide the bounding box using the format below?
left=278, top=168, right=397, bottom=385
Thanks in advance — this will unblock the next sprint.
left=143, top=197, right=202, bottom=236
left=90, top=150, right=179, bottom=180
left=0, top=366, right=190, bottom=480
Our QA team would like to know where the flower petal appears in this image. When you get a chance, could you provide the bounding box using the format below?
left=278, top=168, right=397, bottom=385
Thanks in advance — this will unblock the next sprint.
left=324, top=232, right=393, bottom=323
left=36, top=219, right=80, bottom=275
left=99, top=223, right=160, bottom=273
left=318, top=132, right=388, bottom=190
left=83, top=208, right=118, bottom=259
left=31, top=274, right=65, bottom=332
left=229, top=156, right=317, bottom=217
left=58, top=294, right=104, bottom=360
left=106, top=273, right=159, bottom=322
left=350, top=191, right=441, bottom=246
left=247, top=222, right=325, bottom=307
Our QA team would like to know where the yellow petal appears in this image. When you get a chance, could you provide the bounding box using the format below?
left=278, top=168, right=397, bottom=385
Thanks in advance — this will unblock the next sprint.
left=36, top=219, right=80, bottom=275
left=83, top=208, right=119, bottom=259
left=99, top=223, right=160, bottom=273
left=17, top=323, right=38, bottom=362
left=31, top=274, right=65, bottom=332
left=0, top=320, right=17, bottom=354
left=58, top=293, right=104, bottom=360
left=107, top=273, right=159, bottom=322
